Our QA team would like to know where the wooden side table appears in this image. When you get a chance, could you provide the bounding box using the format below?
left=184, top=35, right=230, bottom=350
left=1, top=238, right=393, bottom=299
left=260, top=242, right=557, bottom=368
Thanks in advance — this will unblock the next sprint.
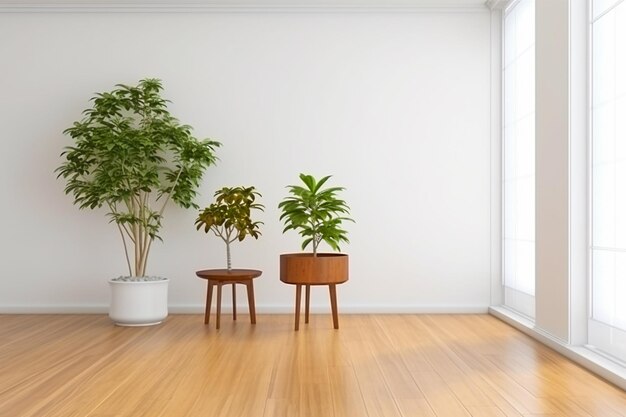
left=195, top=269, right=262, bottom=329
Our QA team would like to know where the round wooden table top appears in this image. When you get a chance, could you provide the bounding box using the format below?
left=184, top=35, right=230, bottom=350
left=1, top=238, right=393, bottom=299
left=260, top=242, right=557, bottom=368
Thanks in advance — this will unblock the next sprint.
left=195, top=269, right=262, bottom=281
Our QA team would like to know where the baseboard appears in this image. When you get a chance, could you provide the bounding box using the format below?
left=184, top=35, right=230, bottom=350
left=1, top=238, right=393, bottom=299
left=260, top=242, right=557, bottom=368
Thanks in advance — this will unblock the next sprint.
left=0, top=305, right=110, bottom=314
left=172, top=304, right=489, bottom=314
left=0, top=304, right=489, bottom=314
left=489, top=305, right=626, bottom=391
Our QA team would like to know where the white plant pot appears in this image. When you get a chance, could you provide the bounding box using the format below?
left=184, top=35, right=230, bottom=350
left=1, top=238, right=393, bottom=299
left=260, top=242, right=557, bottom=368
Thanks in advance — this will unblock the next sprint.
left=108, top=277, right=169, bottom=326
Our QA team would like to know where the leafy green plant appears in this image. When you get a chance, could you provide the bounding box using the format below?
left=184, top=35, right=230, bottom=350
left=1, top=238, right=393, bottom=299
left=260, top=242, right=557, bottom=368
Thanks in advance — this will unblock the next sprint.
left=195, top=186, right=264, bottom=270
left=279, top=174, right=353, bottom=256
left=56, top=78, right=220, bottom=277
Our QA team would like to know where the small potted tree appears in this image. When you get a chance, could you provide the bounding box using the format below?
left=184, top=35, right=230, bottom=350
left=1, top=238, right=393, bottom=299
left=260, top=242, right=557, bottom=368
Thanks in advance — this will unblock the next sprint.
left=278, top=173, right=354, bottom=330
left=195, top=186, right=264, bottom=269
left=56, top=78, right=220, bottom=326
left=195, top=186, right=264, bottom=327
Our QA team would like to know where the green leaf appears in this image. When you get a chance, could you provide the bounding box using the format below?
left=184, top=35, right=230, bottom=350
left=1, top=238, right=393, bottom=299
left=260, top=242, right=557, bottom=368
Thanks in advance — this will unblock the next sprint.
left=278, top=174, right=354, bottom=254
left=56, top=78, right=221, bottom=276
left=196, top=186, right=264, bottom=262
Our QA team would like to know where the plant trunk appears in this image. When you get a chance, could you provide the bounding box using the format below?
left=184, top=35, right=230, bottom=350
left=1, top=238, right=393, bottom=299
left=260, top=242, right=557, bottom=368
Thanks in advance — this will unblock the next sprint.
left=226, top=241, right=232, bottom=271
left=116, top=223, right=133, bottom=276
left=139, top=232, right=153, bottom=278
left=136, top=251, right=145, bottom=277
left=312, top=233, right=319, bottom=257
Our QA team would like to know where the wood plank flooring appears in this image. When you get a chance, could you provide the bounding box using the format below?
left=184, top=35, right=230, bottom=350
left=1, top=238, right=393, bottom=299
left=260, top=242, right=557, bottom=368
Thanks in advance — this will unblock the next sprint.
left=0, top=314, right=624, bottom=417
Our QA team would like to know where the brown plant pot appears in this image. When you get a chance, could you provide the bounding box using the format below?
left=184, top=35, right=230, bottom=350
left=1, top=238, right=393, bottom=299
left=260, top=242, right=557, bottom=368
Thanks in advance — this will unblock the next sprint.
left=280, top=253, right=349, bottom=285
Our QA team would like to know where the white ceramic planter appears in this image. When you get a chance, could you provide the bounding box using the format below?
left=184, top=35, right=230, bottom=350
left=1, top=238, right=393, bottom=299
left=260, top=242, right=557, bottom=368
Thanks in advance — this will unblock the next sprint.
left=108, top=277, right=169, bottom=326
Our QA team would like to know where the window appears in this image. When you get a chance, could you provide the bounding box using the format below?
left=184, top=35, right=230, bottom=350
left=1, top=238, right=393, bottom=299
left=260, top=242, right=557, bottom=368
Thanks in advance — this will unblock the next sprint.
left=503, top=0, right=535, bottom=318
left=589, top=0, right=626, bottom=362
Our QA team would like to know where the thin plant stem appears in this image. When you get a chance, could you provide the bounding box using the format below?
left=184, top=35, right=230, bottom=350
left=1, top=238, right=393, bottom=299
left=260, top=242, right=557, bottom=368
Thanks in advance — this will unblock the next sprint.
left=157, top=166, right=184, bottom=218
left=226, top=240, right=231, bottom=271
left=141, top=237, right=152, bottom=277
left=109, top=203, right=132, bottom=276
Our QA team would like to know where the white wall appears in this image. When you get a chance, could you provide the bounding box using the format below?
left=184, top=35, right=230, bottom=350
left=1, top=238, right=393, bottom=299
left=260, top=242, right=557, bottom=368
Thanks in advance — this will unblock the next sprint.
left=0, top=8, right=492, bottom=313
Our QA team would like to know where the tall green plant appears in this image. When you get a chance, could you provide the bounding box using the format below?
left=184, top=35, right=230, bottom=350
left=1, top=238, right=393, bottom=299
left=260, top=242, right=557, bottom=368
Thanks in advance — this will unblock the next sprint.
left=279, top=174, right=353, bottom=256
left=56, top=78, right=220, bottom=277
left=195, top=186, right=264, bottom=270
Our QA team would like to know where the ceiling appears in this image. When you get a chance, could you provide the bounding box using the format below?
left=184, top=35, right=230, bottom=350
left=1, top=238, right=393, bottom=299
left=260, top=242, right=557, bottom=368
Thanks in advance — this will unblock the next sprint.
left=0, top=0, right=489, bottom=8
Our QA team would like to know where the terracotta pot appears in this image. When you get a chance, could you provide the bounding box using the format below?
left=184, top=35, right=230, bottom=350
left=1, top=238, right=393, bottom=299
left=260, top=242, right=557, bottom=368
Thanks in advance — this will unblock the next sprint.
left=280, top=253, right=349, bottom=285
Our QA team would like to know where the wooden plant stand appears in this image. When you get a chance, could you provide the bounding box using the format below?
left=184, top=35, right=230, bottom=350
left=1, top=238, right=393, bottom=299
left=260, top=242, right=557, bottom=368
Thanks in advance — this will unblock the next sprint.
left=195, top=269, right=262, bottom=330
left=279, top=253, right=349, bottom=330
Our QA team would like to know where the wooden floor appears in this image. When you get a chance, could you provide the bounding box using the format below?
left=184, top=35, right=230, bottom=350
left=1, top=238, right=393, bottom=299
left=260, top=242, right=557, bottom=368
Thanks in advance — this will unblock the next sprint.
left=0, top=315, right=625, bottom=417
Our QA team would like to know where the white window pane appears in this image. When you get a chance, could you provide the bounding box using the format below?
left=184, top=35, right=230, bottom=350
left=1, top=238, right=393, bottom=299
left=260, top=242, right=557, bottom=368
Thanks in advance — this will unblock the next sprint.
left=516, top=177, right=535, bottom=242
left=528, top=47, right=535, bottom=112
left=504, top=11, right=516, bottom=67
left=503, top=0, right=535, bottom=309
left=593, top=250, right=626, bottom=332
left=504, top=125, right=517, bottom=180
left=504, top=64, right=517, bottom=125
left=515, top=50, right=534, bottom=118
left=516, top=116, right=534, bottom=177
left=617, top=4, right=626, bottom=97
left=504, top=185, right=516, bottom=238
left=515, top=0, right=533, bottom=53
left=593, top=163, right=616, bottom=247
left=593, top=0, right=622, bottom=20
left=616, top=97, right=626, bottom=161
left=593, top=250, right=615, bottom=324
left=591, top=0, right=626, bottom=353
left=615, top=253, right=626, bottom=330
left=616, top=155, right=626, bottom=248
left=504, top=239, right=516, bottom=285
left=516, top=240, right=535, bottom=296
left=593, top=13, right=615, bottom=107
left=592, top=104, right=615, bottom=166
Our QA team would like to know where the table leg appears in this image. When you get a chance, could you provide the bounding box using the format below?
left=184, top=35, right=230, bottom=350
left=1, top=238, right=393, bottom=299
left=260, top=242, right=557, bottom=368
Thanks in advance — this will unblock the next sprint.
left=232, top=283, right=237, bottom=321
left=246, top=281, right=256, bottom=324
left=216, top=283, right=223, bottom=330
left=295, top=284, right=302, bottom=331
left=329, top=284, right=339, bottom=329
left=204, top=281, right=213, bottom=325
left=305, top=285, right=311, bottom=324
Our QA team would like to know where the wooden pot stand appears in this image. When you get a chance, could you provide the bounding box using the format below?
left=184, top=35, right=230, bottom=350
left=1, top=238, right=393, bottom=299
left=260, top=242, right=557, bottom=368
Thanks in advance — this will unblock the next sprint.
left=279, top=253, right=349, bottom=330
left=195, top=269, right=262, bottom=330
